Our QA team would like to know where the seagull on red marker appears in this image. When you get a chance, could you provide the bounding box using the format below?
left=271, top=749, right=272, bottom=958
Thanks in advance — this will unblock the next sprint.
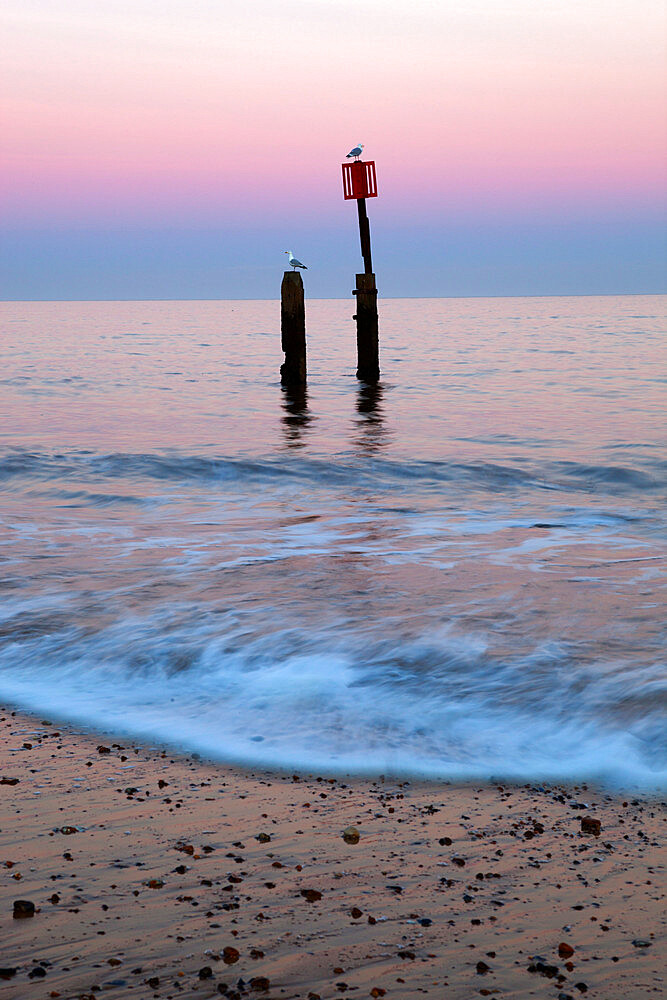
left=346, top=143, right=364, bottom=160
left=284, top=250, right=307, bottom=270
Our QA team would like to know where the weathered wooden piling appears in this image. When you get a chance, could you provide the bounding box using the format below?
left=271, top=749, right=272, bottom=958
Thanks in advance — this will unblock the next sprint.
left=280, top=270, right=306, bottom=385
left=353, top=272, right=379, bottom=381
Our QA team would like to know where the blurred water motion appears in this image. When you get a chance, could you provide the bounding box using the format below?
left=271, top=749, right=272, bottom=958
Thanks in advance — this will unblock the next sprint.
left=0, top=296, right=665, bottom=788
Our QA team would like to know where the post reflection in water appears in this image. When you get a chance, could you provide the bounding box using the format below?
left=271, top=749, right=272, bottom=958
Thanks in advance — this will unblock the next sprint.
left=354, top=380, right=387, bottom=452
left=280, top=383, right=312, bottom=448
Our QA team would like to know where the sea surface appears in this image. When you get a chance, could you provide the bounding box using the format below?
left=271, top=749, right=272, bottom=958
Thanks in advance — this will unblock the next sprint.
left=0, top=296, right=665, bottom=790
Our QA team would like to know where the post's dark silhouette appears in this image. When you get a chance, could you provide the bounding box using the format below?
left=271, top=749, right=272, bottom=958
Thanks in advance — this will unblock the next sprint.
left=280, top=270, right=306, bottom=385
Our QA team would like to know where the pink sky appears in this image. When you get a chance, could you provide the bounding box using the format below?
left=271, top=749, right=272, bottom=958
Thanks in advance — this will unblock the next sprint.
left=3, top=0, right=665, bottom=225
left=1, top=1, right=665, bottom=298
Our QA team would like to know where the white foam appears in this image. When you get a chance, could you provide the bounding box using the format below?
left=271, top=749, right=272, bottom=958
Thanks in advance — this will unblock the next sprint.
left=0, top=621, right=664, bottom=792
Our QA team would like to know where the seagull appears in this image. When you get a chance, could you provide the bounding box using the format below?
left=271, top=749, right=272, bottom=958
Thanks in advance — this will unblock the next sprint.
left=346, top=143, right=364, bottom=160
left=284, top=250, right=307, bottom=270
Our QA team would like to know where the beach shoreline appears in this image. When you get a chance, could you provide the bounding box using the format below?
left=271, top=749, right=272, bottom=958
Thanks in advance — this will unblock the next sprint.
left=1, top=706, right=664, bottom=999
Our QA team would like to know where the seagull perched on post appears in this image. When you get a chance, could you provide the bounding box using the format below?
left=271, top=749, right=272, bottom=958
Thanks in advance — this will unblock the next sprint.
left=346, top=143, right=364, bottom=160
left=284, top=250, right=307, bottom=270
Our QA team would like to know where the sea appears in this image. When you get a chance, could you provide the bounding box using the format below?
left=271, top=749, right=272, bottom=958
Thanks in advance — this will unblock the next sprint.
left=1, top=296, right=665, bottom=791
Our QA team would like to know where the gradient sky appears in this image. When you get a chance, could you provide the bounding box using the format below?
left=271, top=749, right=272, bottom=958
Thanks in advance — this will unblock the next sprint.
left=2, top=0, right=666, bottom=298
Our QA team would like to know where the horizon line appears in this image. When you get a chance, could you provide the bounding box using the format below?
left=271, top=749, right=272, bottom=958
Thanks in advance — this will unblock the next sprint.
left=2, top=290, right=666, bottom=304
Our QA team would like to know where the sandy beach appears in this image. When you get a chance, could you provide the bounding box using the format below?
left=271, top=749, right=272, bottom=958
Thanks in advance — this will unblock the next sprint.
left=0, top=709, right=664, bottom=999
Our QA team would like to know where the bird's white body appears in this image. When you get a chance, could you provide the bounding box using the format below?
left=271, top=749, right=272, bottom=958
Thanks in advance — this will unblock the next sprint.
left=346, top=143, right=364, bottom=160
left=284, top=250, right=307, bottom=270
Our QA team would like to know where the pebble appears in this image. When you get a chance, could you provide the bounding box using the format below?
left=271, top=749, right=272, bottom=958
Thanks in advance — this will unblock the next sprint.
left=581, top=817, right=602, bottom=835
left=300, top=889, right=322, bottom=902
left=13, top=899, right=35, bottom=918
left=249, top=976, right=270, bottom=991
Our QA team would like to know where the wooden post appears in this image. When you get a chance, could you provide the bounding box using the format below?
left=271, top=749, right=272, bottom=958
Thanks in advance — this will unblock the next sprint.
left=280, top=270, right=306, bottom=384
left=357, top=198, right=373, bottom=274
left=353, top=272, right=379, bottom=381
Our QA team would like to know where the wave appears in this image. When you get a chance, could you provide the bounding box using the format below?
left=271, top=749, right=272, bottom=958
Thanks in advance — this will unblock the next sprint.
left=1, top=448, right=665, bottom=499
left=0, top=607, right=664, bottom=792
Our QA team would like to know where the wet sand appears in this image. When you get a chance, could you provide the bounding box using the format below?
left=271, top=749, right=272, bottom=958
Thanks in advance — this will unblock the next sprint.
left=1, top=708, right=664, bottom=999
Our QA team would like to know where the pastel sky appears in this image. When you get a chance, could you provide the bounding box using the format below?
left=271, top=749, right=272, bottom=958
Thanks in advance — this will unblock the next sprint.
left=2, top=0, right=665, bottom=298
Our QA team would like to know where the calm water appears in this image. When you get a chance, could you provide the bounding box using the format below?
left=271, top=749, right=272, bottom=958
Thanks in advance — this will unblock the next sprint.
left=1, top=296, right=665, bottom=789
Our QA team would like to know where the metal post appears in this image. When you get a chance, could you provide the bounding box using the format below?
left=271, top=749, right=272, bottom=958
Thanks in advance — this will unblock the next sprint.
left=357, top=198, right=373, bottom=274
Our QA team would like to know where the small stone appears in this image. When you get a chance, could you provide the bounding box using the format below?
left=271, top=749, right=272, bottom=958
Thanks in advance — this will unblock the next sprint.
left=580, top=817, right=601, bottom=836
left=300, top=889, right=322, bottom=902
left=370, top=990, right=386, bottom=998
left=199, top=967, right=213, bottom=979
left=0, top=777, right=19, bottom=785
left=59, top=826, right=78, bottom=835
left=13, top=899, right=35, bottom=918
left=342, top=826, right=360, bottom=844
left=476, top=961, right=490, bottom=974
left=0, top=969, right=17, bottom=980
left=97, top=745, right=111, bottom=754
left=145, top=879, right=164, bottom=889
left=397, top=950, right=415, bottom=960
left=558, top=942, right=575, bottom=959
left=256, top=833, right=271, bottom=843
left=451, top=856, right=466, bottom=867
left=632, top=939, right=652, bottom=948
left=418, top=917, right=432, bottom=926
left=528, top=960, right=559, bottom=978
left=147, top=976, right=160, bottom=988
left=28, top=967, right=46, bottom=979
left=350, top=907, right=363, bottom=919
left=222, top=947, right=240, bottom=965
left=438, top=836, right=452, bottom=846
left=250, top=977, right=270, bottom=992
